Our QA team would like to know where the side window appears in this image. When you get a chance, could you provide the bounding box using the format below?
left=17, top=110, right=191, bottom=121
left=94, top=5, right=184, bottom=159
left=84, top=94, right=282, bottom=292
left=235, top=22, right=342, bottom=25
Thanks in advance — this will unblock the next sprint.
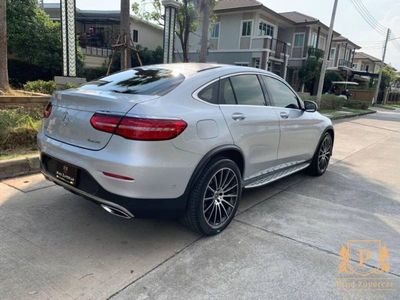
left=262, top=76, right=300, bottom=109
left=229, top=75, right=265, bottom=106
left=220, top=78, right=236, bottom=105
left=198, top=81, right=219, bottom=104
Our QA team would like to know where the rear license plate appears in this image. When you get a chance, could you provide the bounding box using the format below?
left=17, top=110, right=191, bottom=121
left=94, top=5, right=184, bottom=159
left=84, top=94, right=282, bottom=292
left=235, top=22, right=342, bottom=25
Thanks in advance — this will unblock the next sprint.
left=55, top=161, right=78, bottom=186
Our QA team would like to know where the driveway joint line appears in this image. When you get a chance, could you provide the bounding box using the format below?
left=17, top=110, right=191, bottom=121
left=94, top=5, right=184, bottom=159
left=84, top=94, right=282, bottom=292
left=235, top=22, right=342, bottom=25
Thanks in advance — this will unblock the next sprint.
left=348, top=121, right=400, bottom=133
left=108, top=235, right=203, bottom=299
left=234, top=219, right=400, bottom=279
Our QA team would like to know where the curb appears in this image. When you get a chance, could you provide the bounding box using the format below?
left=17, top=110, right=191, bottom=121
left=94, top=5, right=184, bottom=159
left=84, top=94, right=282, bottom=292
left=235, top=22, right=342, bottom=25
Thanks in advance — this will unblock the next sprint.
left=326, top=110, right=376, bottom=120
left=0, top=154, right=40, bottom=180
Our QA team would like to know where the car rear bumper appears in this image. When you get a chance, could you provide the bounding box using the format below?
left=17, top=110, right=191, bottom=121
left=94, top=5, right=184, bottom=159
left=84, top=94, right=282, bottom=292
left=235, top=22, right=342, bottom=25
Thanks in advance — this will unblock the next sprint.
left=40, top=153, right=187, bottom=218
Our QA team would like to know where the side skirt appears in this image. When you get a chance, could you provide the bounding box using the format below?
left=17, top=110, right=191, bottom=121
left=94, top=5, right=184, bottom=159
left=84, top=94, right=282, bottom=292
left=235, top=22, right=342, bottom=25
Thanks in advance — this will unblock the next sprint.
left=243, top=161, right=310, bottom=189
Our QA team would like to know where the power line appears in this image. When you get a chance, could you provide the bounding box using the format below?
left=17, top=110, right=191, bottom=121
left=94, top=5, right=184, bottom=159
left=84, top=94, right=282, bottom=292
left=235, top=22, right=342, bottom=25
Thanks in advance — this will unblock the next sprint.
left=353, top=0, right=387, bottom=32
left=350, top=0, right=387, bottom=36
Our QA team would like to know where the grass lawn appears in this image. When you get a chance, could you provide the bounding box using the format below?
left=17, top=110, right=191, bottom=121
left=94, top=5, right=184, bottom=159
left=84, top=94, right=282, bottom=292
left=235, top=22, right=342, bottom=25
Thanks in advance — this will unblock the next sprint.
left=320, top=107, right=374, bottom=119
left=0, top=107, right=42, bottom=160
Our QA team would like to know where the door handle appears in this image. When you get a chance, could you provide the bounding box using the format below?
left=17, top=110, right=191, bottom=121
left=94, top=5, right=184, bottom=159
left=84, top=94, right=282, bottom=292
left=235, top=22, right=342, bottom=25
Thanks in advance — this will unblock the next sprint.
left=232, top=112, right=246, bottom=121
left=280, top=112, right=289, bottom=119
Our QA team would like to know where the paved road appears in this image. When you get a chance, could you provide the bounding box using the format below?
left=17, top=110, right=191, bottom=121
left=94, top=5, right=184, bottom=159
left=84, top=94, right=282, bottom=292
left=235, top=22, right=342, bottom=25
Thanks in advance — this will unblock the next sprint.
left=1, top=109, right=400, bottom=299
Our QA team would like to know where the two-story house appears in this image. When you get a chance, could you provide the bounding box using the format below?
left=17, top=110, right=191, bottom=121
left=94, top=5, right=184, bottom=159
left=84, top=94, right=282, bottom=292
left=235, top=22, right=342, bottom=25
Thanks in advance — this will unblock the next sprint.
left=176, top=0, right=293, bottom=78
left=279, top=12, right=360, bottom=90
left=352, top=52, right=382, bottom=74
left=43, top=3, right=163, bottom=68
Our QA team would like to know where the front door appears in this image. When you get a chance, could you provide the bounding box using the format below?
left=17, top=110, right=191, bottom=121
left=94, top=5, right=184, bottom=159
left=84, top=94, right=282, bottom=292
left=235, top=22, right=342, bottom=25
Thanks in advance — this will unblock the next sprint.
left=261, top=75, right=322, bottom=163
left=218, top=74, right=281, bottom=180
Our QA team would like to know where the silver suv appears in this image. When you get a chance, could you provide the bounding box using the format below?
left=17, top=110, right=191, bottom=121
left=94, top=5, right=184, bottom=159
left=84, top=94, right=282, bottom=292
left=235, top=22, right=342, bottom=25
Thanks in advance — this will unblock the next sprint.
left=38, top=63, right=334, bottom=235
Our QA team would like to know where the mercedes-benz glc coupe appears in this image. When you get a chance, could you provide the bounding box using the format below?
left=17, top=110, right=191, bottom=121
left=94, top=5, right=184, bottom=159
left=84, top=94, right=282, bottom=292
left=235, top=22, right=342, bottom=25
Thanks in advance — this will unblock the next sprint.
left=38, top=63, right=334, bottom=235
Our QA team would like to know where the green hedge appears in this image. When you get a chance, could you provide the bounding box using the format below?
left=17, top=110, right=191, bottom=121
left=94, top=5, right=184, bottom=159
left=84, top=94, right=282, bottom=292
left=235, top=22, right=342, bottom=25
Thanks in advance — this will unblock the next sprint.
left=23, top=80, right=78, bottom=95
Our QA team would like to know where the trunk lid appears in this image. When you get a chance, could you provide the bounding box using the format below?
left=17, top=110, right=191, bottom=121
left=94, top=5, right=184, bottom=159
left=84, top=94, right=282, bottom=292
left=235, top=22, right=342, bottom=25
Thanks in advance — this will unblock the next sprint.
left=44, top=89, right=159, bottom=150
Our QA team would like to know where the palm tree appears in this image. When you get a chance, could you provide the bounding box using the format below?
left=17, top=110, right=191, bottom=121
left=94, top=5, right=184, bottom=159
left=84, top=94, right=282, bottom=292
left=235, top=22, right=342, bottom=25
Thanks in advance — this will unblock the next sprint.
left=0, top=0, right=10, bottom=92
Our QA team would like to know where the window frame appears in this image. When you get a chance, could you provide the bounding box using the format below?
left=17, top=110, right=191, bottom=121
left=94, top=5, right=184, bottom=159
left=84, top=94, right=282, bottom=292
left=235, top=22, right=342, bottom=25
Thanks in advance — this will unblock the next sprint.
left=293, top=32, right=305, bottom=48
left=192, top=72, right=272, bottom=107
left=210, top=22, right=220, bottom=39
left=132, top=29, right=139, bottom=43
left=257, top=19, right=275, bottom=37
left=241, top=20, right=253, bottom=37
left=261, top=75, right=303, bottom=110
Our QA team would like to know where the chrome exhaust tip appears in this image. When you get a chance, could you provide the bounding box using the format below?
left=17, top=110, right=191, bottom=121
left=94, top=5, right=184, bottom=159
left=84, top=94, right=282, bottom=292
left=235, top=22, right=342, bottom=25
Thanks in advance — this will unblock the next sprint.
left=100, top=204, right=134, bottom=219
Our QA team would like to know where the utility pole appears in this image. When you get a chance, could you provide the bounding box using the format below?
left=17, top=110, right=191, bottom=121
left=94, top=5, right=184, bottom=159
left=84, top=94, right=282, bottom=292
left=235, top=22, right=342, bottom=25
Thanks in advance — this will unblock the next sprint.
left=373, top=28, right=390, bottom=105
left=120, top=0, right=131, bottom=70
left=316, top=0, right=339, bottom=105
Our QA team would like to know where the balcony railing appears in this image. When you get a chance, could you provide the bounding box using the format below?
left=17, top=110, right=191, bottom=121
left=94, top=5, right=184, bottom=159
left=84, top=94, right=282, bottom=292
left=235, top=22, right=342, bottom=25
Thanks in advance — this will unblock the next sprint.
left=82, top=46, right=113, bottom=57
left=263, top=37, right=291, bottom=59
left=338, top=59, right=353, bottom=68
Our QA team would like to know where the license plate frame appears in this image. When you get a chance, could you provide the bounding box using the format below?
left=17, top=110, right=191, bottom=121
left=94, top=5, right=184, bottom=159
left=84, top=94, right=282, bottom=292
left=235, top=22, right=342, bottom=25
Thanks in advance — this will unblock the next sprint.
left=55, top=161, right=78, bottom=186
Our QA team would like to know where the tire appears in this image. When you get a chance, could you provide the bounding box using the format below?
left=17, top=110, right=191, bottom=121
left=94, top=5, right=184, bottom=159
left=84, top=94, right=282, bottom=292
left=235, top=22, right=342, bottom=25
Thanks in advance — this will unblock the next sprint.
left=182, top=158, right=242, bottom=236
left=307, top=132, right=333, bottom=176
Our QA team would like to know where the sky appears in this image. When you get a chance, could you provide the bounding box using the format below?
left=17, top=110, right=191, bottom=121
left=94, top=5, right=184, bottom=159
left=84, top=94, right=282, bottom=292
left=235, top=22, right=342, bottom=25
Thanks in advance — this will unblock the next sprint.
left=44, top=0, right=400, bottom=70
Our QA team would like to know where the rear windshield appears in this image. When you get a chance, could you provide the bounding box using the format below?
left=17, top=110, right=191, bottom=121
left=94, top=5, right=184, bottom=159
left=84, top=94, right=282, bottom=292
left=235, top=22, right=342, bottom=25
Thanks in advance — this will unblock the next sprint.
left=80, top=68, right=185, bottom=96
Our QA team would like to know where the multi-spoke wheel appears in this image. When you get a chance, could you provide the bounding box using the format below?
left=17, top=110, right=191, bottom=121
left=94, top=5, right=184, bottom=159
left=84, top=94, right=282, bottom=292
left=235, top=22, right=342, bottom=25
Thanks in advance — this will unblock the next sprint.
left=182, top=158, right=242, bottom=235
left=203, top=168, right=239, bottom=229
left=307, top=132, right=333, bottom=176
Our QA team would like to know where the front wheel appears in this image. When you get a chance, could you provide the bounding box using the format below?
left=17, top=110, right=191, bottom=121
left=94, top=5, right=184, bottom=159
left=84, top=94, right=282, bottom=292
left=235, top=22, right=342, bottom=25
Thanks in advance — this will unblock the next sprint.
left=307, top=132, right=333, bottom=176
left=182, top=158, right=242, bottom=235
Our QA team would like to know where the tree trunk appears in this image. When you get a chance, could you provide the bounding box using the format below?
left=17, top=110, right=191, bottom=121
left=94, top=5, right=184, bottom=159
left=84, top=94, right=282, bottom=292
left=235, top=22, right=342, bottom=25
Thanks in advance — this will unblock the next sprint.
left=198, top=2, right=210, bottom=63
left=0, top=0, right=10, bottom=91
left=120, top=0, right=131, bottom=70
left=182, top=0, right=190, bottom=62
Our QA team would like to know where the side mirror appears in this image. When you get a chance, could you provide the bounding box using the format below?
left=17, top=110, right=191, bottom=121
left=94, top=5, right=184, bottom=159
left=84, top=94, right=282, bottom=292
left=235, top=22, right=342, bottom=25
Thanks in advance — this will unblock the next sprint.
left=303, top=100, right=318, bottom=112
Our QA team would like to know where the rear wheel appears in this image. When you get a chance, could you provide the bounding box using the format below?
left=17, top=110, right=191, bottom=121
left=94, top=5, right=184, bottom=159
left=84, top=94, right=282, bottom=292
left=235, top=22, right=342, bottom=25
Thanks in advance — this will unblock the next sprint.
left=307, top=132, right=333, bottom=176
left=182, top=158, right=242, bottom=235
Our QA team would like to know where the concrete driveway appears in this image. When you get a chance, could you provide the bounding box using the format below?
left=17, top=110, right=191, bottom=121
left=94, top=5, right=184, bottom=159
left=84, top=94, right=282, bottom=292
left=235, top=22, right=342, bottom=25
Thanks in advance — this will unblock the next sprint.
left=1, top=109, right=400, bottom=299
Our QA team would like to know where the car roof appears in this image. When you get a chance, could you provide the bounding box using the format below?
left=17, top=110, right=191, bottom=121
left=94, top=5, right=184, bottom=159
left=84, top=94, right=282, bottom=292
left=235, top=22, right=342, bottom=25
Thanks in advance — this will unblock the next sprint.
left=142, top=63, right=280, bottom=79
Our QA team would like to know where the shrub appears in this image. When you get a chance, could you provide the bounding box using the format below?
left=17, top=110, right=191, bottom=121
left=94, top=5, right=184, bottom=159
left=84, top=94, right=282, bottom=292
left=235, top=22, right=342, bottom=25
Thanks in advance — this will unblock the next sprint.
left=319, top=94, right=345, bottom=110
left=0, top=107, right=42, bottom=152
left=24, top=80, right=57, bottom=95
left=343, top=100, right=369, bottom=110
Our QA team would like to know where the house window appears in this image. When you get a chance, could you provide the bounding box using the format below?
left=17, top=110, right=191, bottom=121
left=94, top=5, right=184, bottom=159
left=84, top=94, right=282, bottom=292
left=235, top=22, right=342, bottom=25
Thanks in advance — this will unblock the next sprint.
left=309, top=32, right=317, bottom=47
left=319, top=36, right=326, bottom=50
left=241, top=20, right=252, bottom=36
left=132, top=29, right=138, bottom=43
left=293, top=33, right=304, bottom=47
left=258, top=21, right=274, bottom=37
left=329, top=48, right=336, bottom=60
left=210, top=23, right=220, bottom=38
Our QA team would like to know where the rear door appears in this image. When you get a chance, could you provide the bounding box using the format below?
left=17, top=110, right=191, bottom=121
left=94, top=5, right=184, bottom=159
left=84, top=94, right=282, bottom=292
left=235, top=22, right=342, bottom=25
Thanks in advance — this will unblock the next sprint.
left=261, top=75, right=322, bottom=162
left=218, top=74, right=280, bottom=180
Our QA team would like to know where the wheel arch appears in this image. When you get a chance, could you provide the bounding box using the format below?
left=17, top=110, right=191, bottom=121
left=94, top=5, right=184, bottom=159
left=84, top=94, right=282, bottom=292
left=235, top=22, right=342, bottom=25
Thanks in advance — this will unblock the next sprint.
left=185, top=145, right=245, bottom=195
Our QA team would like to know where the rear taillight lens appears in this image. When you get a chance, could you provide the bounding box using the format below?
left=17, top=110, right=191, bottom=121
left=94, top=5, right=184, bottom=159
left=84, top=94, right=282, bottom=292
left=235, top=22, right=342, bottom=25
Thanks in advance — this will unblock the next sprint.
left=43, top=103, right=52, bottom=118
left=90, top=113, right=187, bottom=141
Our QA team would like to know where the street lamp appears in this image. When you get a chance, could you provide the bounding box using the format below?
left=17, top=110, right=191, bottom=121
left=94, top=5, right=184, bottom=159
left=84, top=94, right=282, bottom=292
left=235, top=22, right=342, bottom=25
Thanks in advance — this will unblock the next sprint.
left=60, top=0, right=77, bottom=77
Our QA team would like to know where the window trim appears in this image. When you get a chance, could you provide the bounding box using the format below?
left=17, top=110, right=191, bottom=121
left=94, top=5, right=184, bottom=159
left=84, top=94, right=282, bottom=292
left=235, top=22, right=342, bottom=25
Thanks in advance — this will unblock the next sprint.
left=132, top=29, right=139, bottom=43
left=192, top=72, right=271, bottom=107
left=293, top=32, right=305, bottom=48
left=261, top=75, right=303, bottom=110
left=240, top=20, right=253, bottom=37
left=210, top=22, right=220, bottom=39
left=256, top=18, right=275, bottom=38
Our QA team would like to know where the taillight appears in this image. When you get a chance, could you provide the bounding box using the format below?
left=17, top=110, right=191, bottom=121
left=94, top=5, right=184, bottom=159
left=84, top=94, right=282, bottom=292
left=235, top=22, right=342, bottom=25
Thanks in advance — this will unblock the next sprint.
left=90, top=113, right=187, bottom=141
left=43, top=103, right=52, bottom=118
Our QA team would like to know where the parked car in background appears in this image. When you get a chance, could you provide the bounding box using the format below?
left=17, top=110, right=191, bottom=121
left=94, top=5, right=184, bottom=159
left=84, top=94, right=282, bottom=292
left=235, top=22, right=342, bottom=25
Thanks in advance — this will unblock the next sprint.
left=38, top=63, right=334, bottom=235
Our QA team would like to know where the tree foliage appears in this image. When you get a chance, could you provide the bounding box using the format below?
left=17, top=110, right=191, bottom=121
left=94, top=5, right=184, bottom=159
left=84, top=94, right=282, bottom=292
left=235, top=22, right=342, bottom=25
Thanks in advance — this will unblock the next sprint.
left=299, top=57, right=321, bottom=94
left=132, top=0, right=198, bottom=62
left=380, top=65, right=397, bottom=90
left=7, top=0, right=84, bottom=82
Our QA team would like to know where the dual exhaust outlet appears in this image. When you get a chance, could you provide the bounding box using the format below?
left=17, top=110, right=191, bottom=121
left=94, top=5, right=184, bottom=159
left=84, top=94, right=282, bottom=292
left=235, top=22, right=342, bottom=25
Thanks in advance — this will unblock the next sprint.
left=100, top=204, right=134, bottom=219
